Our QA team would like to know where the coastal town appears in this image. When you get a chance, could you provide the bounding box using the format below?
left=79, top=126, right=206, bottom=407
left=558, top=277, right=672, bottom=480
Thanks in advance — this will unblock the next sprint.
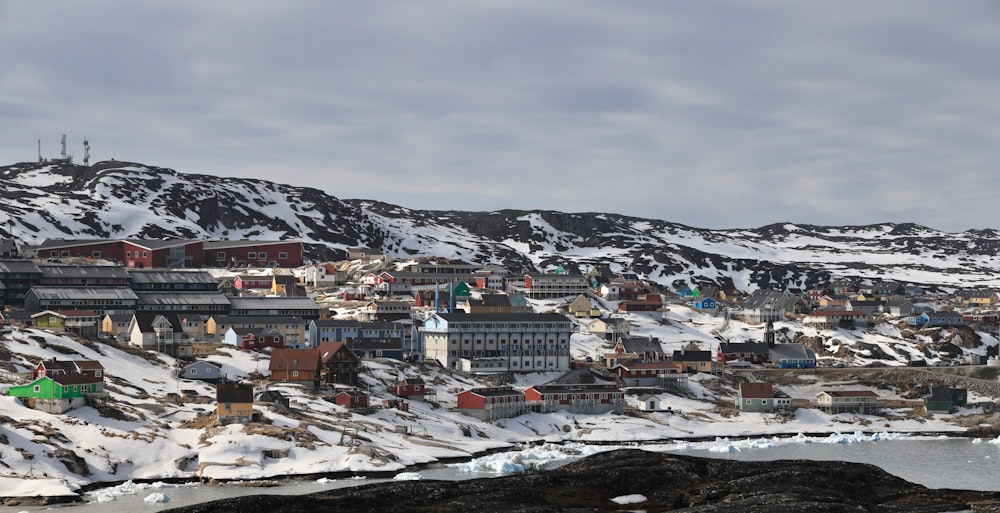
left=1, top=235, right=999, bottom=503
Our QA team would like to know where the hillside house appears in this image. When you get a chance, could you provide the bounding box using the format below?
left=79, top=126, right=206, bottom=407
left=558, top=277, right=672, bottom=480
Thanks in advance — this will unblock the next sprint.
left=33, top=359, right=105, bottom=382
left=394, top=377, right=426, bottom=398
left=693, top=297, right=717, bottom=314
left=924, top=386, right=968, bottom=413
left=671, top=347, right=714, bottom=373
left=207, top=315, right=306, bottom=346
left=127, top=313, right=194, bottom=357
left=8, top=374, right=104, bottom=414
left=803, top=310, right=869, bottom=330
left=456, top=386, right=526, bottom=421
left=268, top=348, right=321, bottom=387
left=815, top=389, right=883, bottom=415
left=567, top=294, right=600, bottom=318
left=717, top=341, right=770, bottom=365
left=224, top=327, right=286, bottom=351
left=587, top=317, right=631, bottom=340
left=909, top=311, right=965, bottom=327
left=617, top=293, right=663, bottom=313
left=365, top=300, right=412, bottom=322
left=464, top=294, right=514, bottom=314
left=768, top=343, right=816, bottom=369
left=101, top=313, right=133, bottom=340
left=333, top=390, right=369, bottom=409
left=611, top=360, right=685, bottom=387
left=182, top=360, right=223, bottom=382
left=522, top=383, right=625, bottom=414
left=216, top=382, right=254, bottom=425
left=737, top=382, right=792, bottom=413
left=317, top=341, right=361, bottom=385
left=31, top=309, right=101, bottom=337
left=514, top=272, right=589, bottom=299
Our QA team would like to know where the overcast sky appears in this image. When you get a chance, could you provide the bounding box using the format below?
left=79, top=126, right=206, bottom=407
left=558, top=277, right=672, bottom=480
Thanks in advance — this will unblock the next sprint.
left=1, top=1, right=998, bottom=232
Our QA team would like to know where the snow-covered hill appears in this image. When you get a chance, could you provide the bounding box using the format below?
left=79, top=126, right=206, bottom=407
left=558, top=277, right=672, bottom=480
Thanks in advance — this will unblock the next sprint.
left=3, top=159, right=1000, bottom=292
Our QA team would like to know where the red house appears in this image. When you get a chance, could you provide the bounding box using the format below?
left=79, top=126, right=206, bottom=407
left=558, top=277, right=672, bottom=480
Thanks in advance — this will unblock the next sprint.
left=204, top=240, right=304, bottom=268
left=234, top=274, right=273, bottom=291
left=333, top=390, right=369, bottom=409
left=33, top=359, right=105, bottom=382
left=230, top=327, right=285, bottom=350
left=611, top=360, right=684, bottom=387
left=522, top=383, right=623, bottom=414
left=123, top=239, right=204, bottom=269
left=394, top=377, right=426, bottom=398
left=456, top=386, right=525, bottom=420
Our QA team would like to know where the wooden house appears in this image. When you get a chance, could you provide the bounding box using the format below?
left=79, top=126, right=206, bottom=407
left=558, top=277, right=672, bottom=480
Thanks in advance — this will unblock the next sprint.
left=268, top=348, right=321, bottom=387
left=737, top=382, right=791, bottom=413
left=333, top=390, right=369, bottom=409
left=611, top=360, right=685, bottom=387
left=815, top=389, right=883, bottom=415
left=617, top=294, right=663, bottom=312
left=394, top=377, right=426, bottom=398
left=182, top=360, right=223, bottom=382
left=318, top=341, right=360, bottom=385
left=8, top=374, right=104, bottom=413
left=566, top=294, right=599, bottom=318
left=522, top=383, right=624, bottom=414
left=224, top=326, right=286, bottom=351
left=216, top=382, right=254, bottom=425
left=456, top=386, right=526, bottom=421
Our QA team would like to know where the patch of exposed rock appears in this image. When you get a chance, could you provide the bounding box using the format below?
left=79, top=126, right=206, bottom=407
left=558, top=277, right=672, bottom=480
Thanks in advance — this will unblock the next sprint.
left=161, top=449, right=1000, bottom=513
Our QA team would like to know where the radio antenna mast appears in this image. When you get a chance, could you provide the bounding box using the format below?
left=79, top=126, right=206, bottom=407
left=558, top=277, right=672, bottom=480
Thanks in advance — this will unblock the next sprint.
left=83, top=137, right=90, bottom=166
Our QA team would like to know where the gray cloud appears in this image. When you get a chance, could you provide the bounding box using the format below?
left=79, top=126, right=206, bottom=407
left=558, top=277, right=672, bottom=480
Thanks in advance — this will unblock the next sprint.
left=1, top=0, right=998, bottom=232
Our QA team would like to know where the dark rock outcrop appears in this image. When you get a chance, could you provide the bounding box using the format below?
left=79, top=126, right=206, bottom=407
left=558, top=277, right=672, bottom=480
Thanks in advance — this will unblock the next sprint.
left=162, top=449, right=1000, bottom=513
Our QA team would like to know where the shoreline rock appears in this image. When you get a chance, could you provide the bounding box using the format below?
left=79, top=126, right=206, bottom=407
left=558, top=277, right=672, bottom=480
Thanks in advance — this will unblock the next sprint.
left=159, top=449, right=1000, bottom=513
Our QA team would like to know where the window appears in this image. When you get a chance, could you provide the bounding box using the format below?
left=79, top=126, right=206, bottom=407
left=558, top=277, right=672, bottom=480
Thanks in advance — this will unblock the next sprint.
left=142, top=251, right=148, bottom=257
left=258, top=252, right=267, bottom=260
left=248, top=252, right=257, bottom=259
left=126, top=251, right=132, bottom=258
left=61, top=251, right=70, bottom=257
left=92, top=251, right=101, bottom=258
left=51, top=251, right=59, bottom=257
left=279, top=252, right=288, bottom=259
left=190, top=368, right=197, bottom=374
left=33, top=385, right=40, bottom=393
left=217, top=251, right=226, bottom=259
left=292, top=370, right=300, bottom=377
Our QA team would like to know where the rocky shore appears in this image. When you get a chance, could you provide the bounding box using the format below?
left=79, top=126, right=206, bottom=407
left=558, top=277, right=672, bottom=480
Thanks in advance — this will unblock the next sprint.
left=162, top=449, right=1000, bottom=513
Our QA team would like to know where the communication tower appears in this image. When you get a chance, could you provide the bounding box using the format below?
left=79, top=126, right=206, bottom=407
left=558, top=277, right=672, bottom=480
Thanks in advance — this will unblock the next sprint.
left=83, top=137, right=90, bottom=166
left=60, top=134, right=67, bottom=160
left=37, top=139, right=42, bottom=163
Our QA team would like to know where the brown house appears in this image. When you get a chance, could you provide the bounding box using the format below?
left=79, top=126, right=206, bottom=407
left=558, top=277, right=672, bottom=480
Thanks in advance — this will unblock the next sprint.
left=268, top=348, right=321, bottom=387
left=318, top=341, right=361, bottom=385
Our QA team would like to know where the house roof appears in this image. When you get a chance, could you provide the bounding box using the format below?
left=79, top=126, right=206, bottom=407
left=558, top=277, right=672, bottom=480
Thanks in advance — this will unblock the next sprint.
left=52, top=373, right=100, bottom=385
left=0, top=260, right=40, bottom=273
left=35, top=238, right=118, bottom=250
left=134, top=292, right=232, bottom=306
left=671, top=350, right=712, bottom=362
left=269, top=348, right=320, bottom=372
left=719, top=342, right=769, bottom=354
left=130, top=313, right=185, bottom=333
left=211, top=315, right=305, bottom=325
left=317, top=342, right=356, bottom=363
left=739, top=382, right=776, bottom=399
left=125, top=238, right=202, bottom=250
left=28, top=287, right=139, bottom=301
left=819, top=390, right=879, bottom=398
left=217, top=382, right=254, bottom=403
left=620, top=337, right=663, bottom=354
left=768, top=343, right=815, bottom=361
left=204, top=240, right=301, bottom=250
left=40, top=265, right=131, bottom=280
left=462, top=387, right=522, bottom=398
left=228, top=297, right=320, bottom=311
left=129, top=269, right=219, bottom=285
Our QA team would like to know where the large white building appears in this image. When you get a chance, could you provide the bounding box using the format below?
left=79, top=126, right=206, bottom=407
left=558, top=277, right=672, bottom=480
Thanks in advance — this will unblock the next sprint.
left=420, top=312, right=574, bottom=373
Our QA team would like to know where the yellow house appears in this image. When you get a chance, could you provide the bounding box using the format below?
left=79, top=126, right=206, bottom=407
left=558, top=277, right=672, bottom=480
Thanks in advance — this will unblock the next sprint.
left=206, top=315, right=307, bottom=346
left=217, top=382, right=254, bottom=425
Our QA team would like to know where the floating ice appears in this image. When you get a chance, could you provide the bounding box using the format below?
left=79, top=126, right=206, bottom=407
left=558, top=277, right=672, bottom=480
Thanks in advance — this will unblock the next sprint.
left=457, top=443, right=610, bottom=475
left=394, top=472, right=422, bottom=481
left=143, top=493, right=170, bottom=503
left=709, top=444, right=741, bottom=453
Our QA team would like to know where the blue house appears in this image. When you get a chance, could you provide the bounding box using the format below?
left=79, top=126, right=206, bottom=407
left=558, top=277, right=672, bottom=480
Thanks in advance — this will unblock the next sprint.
left=694, top=297, right=717, bottom=312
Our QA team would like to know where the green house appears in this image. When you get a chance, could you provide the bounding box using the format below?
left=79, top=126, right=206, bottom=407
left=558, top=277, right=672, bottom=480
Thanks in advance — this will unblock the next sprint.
left=31, top=310, right=67, bottom=330
left=8, top=374, right=102, bottom=400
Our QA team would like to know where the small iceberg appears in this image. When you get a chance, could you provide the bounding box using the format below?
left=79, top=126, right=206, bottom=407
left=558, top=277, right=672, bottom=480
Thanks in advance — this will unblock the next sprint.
left=143, top=493, right=170, bottom=503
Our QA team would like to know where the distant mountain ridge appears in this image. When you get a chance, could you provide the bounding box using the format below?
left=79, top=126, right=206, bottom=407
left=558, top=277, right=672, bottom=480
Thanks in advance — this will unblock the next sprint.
left=2, top=159, right=999, bottom=292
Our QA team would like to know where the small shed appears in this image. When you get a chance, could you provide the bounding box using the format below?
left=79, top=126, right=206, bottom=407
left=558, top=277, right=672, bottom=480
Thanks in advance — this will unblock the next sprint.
left=636, top=394, right=661, bottom=412
left=395, top=377, right=426, bottom=398
left=334, top=390, right=369, bottom=409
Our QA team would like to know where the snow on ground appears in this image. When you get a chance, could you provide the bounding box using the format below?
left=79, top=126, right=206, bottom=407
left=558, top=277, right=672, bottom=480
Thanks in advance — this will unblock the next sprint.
left=0, top=296, right=995, bottom=498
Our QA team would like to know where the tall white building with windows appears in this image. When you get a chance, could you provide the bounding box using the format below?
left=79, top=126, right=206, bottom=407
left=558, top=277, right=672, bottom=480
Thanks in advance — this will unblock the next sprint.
left=421, top=312, right=573, bottom=373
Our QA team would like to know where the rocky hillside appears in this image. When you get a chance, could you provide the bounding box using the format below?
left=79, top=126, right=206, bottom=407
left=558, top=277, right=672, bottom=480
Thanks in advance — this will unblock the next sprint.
left=3, top=159, right=1000, bottom=292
